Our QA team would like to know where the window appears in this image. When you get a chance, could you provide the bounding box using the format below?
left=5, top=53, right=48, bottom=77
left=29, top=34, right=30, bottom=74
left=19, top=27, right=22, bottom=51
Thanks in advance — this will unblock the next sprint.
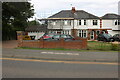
left=115, top=20, right=117, bottom=25
left=78, top=30, right=87, bottom=38
left=49, top=31, right=57, bottom=34
left=84, top=20, right=86, bottom=25
left=68, top=20, right=71, bottom=26
left=64, top=20, right=68, bottom=25
left=53, top=35, right=60, bottom=38
left=61, top=35, right=67, bottom=38
left=118, top=20, right=120, bottom=25
left=53, top=22, right=56, bottom=25
left=93, top=20, right=98, bottom=25
left=62, top=30, right=70, bottom=35
left=78, top=20, right=81, bottom=25
left=96, top=30, right=100, bottom=35
left=114, top=20, right=120, bottom=25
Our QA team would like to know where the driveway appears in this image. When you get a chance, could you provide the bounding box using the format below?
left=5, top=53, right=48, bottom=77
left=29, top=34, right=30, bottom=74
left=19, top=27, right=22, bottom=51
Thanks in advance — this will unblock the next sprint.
left=2, top=40, right=18, bottom=49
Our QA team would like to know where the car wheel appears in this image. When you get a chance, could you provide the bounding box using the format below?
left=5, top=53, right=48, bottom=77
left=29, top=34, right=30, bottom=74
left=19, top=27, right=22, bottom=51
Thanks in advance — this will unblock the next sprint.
left=110, top=39, right=114, bottom=42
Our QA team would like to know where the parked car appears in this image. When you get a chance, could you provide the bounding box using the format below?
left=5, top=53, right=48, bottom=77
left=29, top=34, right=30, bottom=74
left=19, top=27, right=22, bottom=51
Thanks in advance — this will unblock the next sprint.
left=97, top=33, right=114, bottom=42
left=23, top=35, right=31, bottom=40
left=39, top=33, right=55, bottom=40
left=52, top=34, right=75, bottom=41
left=112, top=34, right=120, bottom=42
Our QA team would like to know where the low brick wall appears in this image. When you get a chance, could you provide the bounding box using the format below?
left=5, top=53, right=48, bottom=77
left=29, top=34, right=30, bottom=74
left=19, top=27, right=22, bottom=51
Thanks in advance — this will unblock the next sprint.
left=18, top=38, right=87, bottom=49
left=17, top=31, right=87, bottom=49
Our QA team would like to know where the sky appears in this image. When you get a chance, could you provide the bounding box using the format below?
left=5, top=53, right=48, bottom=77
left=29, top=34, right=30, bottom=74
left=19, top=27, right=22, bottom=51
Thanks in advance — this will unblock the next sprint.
left=29, top=0, right=120, bottom=20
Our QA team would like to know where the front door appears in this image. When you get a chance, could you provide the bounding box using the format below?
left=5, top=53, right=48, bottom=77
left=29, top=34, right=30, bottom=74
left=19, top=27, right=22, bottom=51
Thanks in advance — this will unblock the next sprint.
left=90, top=31, right=94, bottom=40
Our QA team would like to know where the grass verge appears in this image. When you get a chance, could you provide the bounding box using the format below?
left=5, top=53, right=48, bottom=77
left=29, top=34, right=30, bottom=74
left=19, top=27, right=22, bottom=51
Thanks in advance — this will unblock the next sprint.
left=87, top=41, right=120, bottom=51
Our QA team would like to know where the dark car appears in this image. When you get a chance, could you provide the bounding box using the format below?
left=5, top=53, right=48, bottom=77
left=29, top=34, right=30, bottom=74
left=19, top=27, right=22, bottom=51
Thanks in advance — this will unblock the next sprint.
left=112, top=34, right=120, bottom=42
left=97, top=33, right=114, bottom=42
left=52, top=34, right=75, bottom=41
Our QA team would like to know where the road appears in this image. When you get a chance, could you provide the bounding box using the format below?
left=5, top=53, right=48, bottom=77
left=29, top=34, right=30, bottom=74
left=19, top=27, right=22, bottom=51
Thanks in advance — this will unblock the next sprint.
left=2, top=48, right=118, bottom=62
left=2, top=58, right=118, bottom=78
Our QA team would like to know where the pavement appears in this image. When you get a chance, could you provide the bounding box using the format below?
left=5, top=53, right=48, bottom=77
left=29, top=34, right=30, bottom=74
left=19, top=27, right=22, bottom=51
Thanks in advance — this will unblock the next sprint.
left=2, top=40, right=119, bottom=63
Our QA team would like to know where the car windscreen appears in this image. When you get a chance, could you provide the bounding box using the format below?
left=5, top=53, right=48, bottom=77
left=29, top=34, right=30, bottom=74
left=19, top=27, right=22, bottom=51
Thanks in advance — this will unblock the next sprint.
left=103, top=34, right=112, bottom=38
left=61, top=35, right=67, bottom=38
left=48, top=34, right=54, bottom=37
left=53, top=35, right=60, bottom=38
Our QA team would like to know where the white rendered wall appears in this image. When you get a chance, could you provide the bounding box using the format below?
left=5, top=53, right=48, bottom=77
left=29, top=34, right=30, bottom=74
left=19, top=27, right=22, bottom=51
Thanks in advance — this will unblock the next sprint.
left=48, top=19, right=100, bottom=30
left=102, top=20, right=114, bottom=29
left=75, top=19, right=100, bottom=29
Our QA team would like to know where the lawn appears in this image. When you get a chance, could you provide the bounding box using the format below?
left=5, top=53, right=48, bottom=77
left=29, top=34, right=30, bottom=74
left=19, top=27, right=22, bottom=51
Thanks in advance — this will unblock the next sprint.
left=87, top=41, right=120, bottom=51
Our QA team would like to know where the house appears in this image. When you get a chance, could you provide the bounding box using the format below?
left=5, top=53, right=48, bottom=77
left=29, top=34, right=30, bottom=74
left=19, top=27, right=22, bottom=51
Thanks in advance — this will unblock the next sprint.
left=101, top=13, right=120, bottom=36
left=25, top=25, right=47, bottom=40
left=46, top=7, right=120, bottom=40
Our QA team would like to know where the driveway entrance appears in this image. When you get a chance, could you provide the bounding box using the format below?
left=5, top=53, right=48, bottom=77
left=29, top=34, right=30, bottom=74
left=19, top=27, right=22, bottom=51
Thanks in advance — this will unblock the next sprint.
left=2, top=40, right=18, bottom=49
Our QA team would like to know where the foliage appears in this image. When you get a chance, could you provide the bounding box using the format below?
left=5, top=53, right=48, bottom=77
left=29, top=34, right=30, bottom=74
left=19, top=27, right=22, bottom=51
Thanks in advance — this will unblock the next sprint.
left=2, top=2, right=34, bottom=40
left=28, top=20, right=40, bottom=26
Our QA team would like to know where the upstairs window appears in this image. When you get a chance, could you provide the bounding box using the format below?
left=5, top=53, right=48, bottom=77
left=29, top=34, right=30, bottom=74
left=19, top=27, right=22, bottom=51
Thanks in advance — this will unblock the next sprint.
left=93, top=20, right=98, bottom=25
left=79, top=20, right=81, bottom=25
left=84, top=20, right=86, bottom=25
left=115, top=20, right=117, bottom=25
left=64, top=20, right=68, bottom=25
left=118, top=20, right=120, bottom=25
left=68, top=20, right=71, bottom=26
left=53, top=22, right=56, bottom=25
left=114, top=20, right=120, bottom=25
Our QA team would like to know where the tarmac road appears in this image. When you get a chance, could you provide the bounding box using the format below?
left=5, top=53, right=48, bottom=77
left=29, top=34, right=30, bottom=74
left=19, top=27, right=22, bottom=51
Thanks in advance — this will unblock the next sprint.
left=2, top=48, right=118, bottom=62
left=2, top=59, right=118, bottom=78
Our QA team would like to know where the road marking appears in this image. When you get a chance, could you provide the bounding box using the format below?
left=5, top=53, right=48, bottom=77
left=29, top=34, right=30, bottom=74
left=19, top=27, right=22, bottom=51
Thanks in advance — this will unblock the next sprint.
left=0, top=58, right=119, bottom=65
left=41, top=52, right=79, bottom=55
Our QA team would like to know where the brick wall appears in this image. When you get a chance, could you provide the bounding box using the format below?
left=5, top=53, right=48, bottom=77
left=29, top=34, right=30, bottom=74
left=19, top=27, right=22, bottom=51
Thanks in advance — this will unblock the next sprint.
left=17, top=31, right=87, bottom=49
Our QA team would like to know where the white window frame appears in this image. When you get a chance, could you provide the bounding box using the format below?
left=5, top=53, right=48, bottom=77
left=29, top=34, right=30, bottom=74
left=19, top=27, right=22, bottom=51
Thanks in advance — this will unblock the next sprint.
left=78, top=30, right=87, bottom=38
left=93, top=20, right=98, bottom=25
left=114, top=20, right=120, bottom=25
left=64, top=20, right=68, bottom=25
left=78, top=20, right=81, bottom=25
left=84, top=20, right=86, bottom=25
left=53, top=22, right=56, bottom=25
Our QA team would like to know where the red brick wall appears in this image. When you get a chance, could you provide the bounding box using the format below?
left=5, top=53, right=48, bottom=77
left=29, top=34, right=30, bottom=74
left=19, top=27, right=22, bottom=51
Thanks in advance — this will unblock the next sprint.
left=17, top=31, right=87, bottom=49
left=18, top=38, right=87, bottom=49
left=21, top=40, right=40, bottom=48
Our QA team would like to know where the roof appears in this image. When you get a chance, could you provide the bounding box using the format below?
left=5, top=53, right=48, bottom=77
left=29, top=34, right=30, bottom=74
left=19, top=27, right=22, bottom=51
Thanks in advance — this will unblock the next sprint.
left=25, top=25, right=47, bottom=32
left=48, top=10, right=99, bottom=19
left=101, top=13, right=120, bottom=19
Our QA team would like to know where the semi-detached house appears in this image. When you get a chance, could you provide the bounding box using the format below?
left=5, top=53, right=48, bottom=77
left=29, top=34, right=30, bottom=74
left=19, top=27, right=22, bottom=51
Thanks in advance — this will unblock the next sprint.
left=47, top=7, right=120, bottom=40
left=101, top=14, right=120, bottom=36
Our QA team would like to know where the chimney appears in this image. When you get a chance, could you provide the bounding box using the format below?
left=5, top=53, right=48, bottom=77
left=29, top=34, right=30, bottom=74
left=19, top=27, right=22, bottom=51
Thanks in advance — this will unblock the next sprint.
left=72, top=7, right=76, bottom=13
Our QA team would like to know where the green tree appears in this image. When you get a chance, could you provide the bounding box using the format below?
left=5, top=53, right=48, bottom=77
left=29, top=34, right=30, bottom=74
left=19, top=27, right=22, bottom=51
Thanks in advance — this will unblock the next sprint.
left=2, top=2, right=34, bottom=40
left=28, top=20, right=40, bottom=26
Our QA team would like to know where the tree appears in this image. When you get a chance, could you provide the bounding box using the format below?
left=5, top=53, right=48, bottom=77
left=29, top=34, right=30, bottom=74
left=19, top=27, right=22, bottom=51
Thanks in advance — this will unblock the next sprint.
left=28, top=20, right=40, bottom=26
left=2, top=2, right=34, bottom=40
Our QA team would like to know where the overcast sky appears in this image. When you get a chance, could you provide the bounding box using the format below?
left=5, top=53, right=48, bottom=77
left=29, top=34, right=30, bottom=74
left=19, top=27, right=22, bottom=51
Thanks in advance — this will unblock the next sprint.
left=29, top=0, right=120, bottom=20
